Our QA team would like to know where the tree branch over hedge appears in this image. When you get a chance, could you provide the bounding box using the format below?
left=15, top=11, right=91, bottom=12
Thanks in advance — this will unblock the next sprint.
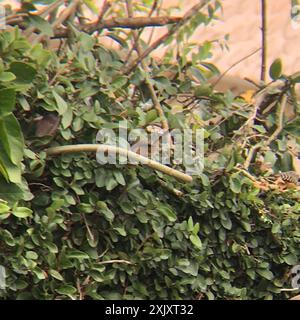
left=46, top=144, right=193, bottom=183
left=122, top=0, right=212, bottom=74
left=8, top=14, right=182, bottom=36
left=125, top=0, right=169, bottom=131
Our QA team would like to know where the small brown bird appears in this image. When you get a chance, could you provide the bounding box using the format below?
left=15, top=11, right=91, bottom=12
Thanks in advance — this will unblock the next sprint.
left=35, top=114, right=60, bottom=137
left=279, top=171, right=300, bottom=186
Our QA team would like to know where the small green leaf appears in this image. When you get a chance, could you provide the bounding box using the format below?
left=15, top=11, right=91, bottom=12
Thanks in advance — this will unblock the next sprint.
left=269, top=58, right=282, bottom=80
left=0, top=113, right=24, bottom=165
left=56, top=285, right=77, bottom=295
left=0, top=88, right=16, bottom=117
left=96, top=201, right=115, bottom=221
left=271, top=223, right=281, bottom=234
left=9, top=61, right=37, bottom=84
left=157, top=205, right=177, bottom=222
left=0, top=203, right=10, bottom=214
left=283, top=254, right=298, bottom=266
left=49, top=269, right=64, bottom=281
left=66, top=250, right=90, bottom=260
left=0, top=72, right=16, bottom=82
left=229, top=174, right=242, bottom=193
left=12, top=207, right=33, bottom=218
left=25, top=251, right=38, bottom=260
left=114, top=227, right=127, bottom=236
left=190, top=234, right=202, bottom=249
left=113, top=171, right=126, bottom=186
left=32, top=267, right=46, bottom=280
left=61, top=107, right=73, bottom=129
left=53, top=90, right=68, bottom=115
left=257, top=269, right=274, bottom=280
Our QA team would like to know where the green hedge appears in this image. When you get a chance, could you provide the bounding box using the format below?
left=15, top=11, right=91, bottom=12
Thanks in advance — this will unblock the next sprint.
left=0, top=26, right=299, bottom=300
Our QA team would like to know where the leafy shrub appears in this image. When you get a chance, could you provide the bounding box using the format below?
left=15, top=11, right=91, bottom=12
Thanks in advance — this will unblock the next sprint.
left=0, top=1, right=299, bottom=300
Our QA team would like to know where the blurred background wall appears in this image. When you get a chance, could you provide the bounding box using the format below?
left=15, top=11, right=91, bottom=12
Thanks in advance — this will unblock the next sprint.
left=2, top=0, right=299, bottom=81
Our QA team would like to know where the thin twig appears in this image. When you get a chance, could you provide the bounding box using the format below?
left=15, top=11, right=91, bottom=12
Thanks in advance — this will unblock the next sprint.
left=261, top=0, right=267, bottom=82
left=235, top=167, right=257, bottom=182
left=76, top=278, right=84, bottom=300
left=280, top=288, right=299, bottom=292
left=82, top=213, right=95, bottom=243
left=122, top=0, right=212, bottom=75
left=126, top=0, right=169, bottom=131
left=266, top=94, right=287, bottom=145
left=147, top=0, right=161, bottom=45
left=95, top=0, right=111, bottom=28
left=212, top=48, right=261, bottom=88
left=123, top=0, right=159, bottom=69
left=34, top=0, right=81, bottom=43
left=244, top=143, right=262, bottom=170
left=84, top=16, right=181, bottom=33
left=244, top=94, right=287, bottom=169
left=23, top=0, right=64, bottom=37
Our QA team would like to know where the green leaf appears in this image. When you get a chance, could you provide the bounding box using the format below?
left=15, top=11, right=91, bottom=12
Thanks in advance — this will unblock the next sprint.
left=0, top=72, right=16, bottom=82
left=105, top=176, right=118, bottom=191
left=200, top=62, right=220, bottom=75
left=221, top=218, right=232, bottom=230
left=56, top=285, right=77, bottom=295
left=0, top=229, right=15, bottom=246
left=188, top=216, right=194, bottom=231
left=269, top=58, right=282, bottom=80
left=53, top=90, right=68, bottom=115
left=271, top=223, right=281, bottom=234
left=49, top=269, right=64, bottom=281
left=9, top=61, right=37, bottom=84
left=0, top=202, right=10, bottom=214
left=114, top=227, right=127, bottom=236
left=113, top=171, right=126, bottom=186
left=229, top=174, right=242, bottom=193
left=257, top=269, right=274, bottom=280
left=0, top=113, right=24, bottom=165
left=157, top=205, right=177, bottom=222
left=25, top=251, right=38, bottom=260
left=96, top=201, right=115, bottom=221
left=66, top=250, right=90, bottom=260
left=32, top=267, right=46, bottom=280
left=61, top=107, right=73, bottom=129
left=283, top=254, right=298, bottom=266
left=0, top=175, right=24, bottom=204
left=12, top=207, right=33, bottom=218
left=0, top=88, right=16, bottom=117
left=190, top=234, right=202, bottom=249
left=111, top=76, right=128, bottom=90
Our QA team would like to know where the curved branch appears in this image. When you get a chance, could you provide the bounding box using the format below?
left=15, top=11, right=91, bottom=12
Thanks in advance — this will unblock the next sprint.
left=46, top=144, right=193, bottom=183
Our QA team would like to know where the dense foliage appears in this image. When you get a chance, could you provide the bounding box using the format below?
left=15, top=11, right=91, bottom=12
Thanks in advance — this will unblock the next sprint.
left=0, top=0, right=299, bottom=300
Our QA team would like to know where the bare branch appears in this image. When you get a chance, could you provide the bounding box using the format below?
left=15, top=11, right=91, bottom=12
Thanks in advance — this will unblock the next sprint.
left=122, top=0, right=212, bottom=75
left=46, top=144, right=193, bottom=183
left=212, top=48, right=261, bottom=88
left=125, top=0, right=169, bottom=131
left=261, top=0, right=267, bottom=82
